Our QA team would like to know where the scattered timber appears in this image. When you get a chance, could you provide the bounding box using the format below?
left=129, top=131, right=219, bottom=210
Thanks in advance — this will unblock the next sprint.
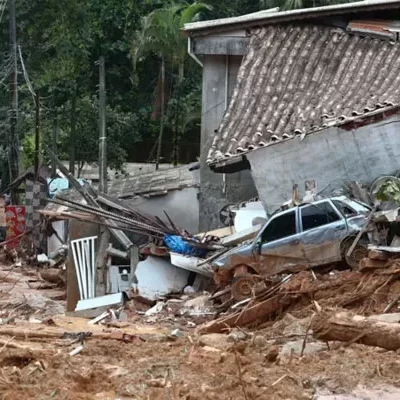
left=0, top=327, right=143, bottom=343
left=312, top=311, right=400, bottom=351
left=198, top=294, right=297, bottom=334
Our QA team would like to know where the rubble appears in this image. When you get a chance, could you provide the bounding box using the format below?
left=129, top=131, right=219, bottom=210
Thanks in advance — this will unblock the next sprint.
left=4, top=154, right=400, bottom=397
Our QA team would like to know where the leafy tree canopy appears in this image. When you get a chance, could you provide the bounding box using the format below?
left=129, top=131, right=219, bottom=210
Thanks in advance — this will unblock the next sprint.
left=0, top=0, right=360, bottom=181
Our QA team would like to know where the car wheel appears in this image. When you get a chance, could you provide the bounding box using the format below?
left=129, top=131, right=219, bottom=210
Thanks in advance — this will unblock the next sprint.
left=341, top=236, right=368, bottom=270
left=231, top=275, right=256, bottom=301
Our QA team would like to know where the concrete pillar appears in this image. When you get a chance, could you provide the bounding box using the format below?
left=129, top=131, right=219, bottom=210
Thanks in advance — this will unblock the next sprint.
left=199, top=55, right=258, bottom=231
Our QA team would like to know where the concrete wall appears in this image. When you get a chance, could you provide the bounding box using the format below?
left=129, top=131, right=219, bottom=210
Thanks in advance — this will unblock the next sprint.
left=247, top=114, right=400, bottom=213
left=200, top=55, right=258, bottom=231
left=125, top=187, right=199, bottom=233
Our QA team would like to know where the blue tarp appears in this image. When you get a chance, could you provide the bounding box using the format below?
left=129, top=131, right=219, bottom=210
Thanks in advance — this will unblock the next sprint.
left=164, top=235, right=206, bottom=257
left=47, top=178, right=88, bottom=198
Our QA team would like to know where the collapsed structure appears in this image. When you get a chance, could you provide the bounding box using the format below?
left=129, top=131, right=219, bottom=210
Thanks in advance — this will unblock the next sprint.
left=184, top=0, right=400, bottom=220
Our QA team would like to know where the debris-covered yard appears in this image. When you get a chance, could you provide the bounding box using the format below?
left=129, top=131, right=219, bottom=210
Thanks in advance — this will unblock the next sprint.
left=2, top=259, right=400, bottom=400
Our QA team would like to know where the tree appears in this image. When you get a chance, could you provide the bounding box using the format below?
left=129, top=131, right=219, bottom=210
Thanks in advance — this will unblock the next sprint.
left=132, top=1, right=210, bottom=167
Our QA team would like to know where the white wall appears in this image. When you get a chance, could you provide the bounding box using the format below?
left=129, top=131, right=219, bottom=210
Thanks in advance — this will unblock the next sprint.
left=247, top=114, right=400, bottom=213
left=124, top=187, right=200, bottom=233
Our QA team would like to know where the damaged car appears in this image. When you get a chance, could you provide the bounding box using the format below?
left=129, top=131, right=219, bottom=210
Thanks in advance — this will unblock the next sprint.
left=213, top=196, right=371, bottom=300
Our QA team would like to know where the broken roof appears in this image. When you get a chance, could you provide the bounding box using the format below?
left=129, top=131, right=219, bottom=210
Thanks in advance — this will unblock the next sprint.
left=184, top=0, right=400, bottom=35
left=106, top=163, right=199, bottom=199
left=207, top=22, right=400, bottom=165
left=43, top=163, right=200, bottom=216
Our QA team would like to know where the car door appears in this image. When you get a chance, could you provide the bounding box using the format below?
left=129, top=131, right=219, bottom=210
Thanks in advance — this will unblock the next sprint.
left=257, top=209, right=309, bottom=277
left=298, top=200, right=347, bottom=265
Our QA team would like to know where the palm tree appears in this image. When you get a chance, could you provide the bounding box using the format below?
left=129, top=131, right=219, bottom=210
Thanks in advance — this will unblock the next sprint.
left=261, top=0, right=359, bottom=10
left=131, top=2, right=210, bottom=169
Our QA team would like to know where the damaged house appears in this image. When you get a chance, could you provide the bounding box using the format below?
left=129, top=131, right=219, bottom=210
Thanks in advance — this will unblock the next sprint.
left=184, top=0, right=400, bottom=214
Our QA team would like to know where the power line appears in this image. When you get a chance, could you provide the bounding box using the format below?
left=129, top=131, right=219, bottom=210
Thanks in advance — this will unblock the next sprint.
left=0, top=0, right=7, bottom=25
left=18, top=45, right=36, bottom=99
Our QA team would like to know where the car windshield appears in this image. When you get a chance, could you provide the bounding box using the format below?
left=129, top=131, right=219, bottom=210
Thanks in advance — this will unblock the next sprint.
left=340, top=198, right=371, bottom=214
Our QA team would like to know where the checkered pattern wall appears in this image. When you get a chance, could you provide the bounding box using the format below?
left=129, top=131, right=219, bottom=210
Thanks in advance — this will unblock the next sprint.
left=25, top=180, right=48, bottom=247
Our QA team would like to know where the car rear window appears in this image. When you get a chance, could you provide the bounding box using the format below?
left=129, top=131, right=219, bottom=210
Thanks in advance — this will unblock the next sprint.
left=261, top=210, right=296, bottom=243
left=301, top=201, right=340, bottom=231
left=332, top=200, right=357, bottom=218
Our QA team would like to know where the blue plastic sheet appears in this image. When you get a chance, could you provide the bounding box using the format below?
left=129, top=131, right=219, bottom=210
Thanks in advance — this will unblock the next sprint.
left=164, top=235, right=206, bottom=257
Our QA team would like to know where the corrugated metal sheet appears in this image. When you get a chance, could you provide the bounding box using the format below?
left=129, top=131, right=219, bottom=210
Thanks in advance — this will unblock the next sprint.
left=207, top=24, right=400, bottom=164
left=44, top=164, right=199, bottom=213
left=108, top=163, right=199, bottom=199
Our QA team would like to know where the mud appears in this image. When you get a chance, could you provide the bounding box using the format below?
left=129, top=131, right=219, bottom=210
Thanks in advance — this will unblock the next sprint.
left=0, top=265, right=400, bottom=399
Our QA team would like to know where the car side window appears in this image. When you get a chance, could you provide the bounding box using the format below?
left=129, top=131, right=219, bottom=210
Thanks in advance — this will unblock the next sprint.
left=301, top=201, right=340, bottom=231
left=332, top=200, right=357, bottom=218
left=261, top=210, right=296, bottom=243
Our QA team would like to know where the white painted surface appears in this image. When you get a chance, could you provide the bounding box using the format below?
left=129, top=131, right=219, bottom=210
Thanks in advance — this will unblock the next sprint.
left=234, top=201, right=267, bottom=232
left=71, top=236, right=97, bottom=300
left=170, top=252, right=213, bottom=277
left=134, top=256, right=190, bottom=300
left=125, top=187, right=199, bottom=233
left=75, top=293, right=123, bottom=311
left=48, top=221, right=65, bottom=255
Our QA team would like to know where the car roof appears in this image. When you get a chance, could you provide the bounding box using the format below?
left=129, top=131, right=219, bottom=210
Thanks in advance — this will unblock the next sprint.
left=272, top=196, right=350, bottom=218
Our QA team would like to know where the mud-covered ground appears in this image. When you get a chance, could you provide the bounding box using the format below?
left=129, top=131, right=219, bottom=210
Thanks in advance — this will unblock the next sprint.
left=1, top=265, right=400, bottom=400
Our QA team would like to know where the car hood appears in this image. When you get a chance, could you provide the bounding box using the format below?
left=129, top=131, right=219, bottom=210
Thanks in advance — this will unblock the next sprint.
left=213, top=242, right=251, bottom=269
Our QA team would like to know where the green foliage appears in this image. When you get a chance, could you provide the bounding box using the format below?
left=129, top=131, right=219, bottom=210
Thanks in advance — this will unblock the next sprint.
left=0, top=0, right=360, bottom=178
left=375, top=181, right=400, bottom=204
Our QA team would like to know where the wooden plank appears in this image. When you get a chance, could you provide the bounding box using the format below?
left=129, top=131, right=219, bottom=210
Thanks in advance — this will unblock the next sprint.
left=197, top=294, right=295, bottom=334
left=359, top=257, right=387, bottom=271
left=196, top=226, right=236, bottom=239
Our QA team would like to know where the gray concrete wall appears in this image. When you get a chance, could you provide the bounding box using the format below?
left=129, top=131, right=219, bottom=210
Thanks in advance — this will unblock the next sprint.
left=247, top=114, right=400, bottom=213
left=200, top=55, right=258, bottom=231
left=125, top=187, right=199, bottom=233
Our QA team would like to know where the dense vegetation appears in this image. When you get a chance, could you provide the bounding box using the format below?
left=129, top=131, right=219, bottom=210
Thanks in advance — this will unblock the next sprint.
left=0, top=0, right=358, bottom=184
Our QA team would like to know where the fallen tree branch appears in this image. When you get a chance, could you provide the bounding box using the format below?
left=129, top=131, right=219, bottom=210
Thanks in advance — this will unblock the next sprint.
left=197, top=294, right=297, bottom=334
left=312, top=311, right=400, bottom=351
left=0, top=327, right=143, bottom=343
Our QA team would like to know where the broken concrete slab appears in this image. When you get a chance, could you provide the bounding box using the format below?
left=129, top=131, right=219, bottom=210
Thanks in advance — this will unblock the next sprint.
left=134, top=256, right=190, bottom=301
left=145, top=302, right=165, bottom=316
left=280, top=339, right=326, bottom=357
left=315, top=386, right=400, bottom=400
left=282, top=316, right=312, bottom=337
left=24, top=294, right=65, bottom=316
left=198, top=333, right=231, bottom=350
left=170, top=252, right=213, bottom=277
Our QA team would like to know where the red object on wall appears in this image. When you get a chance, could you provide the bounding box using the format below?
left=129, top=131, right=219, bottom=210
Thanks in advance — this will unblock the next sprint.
left=5, top=206, right=26, bottom=248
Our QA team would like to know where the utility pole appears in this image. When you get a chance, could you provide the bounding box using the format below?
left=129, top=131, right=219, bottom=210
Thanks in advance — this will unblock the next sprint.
left=155, top=56, right=165, bottom=171
left=34, top=93, right=40, bottom=181
left=69, top=91, right=76, bottom=176
left=99, top=56, right=107, bottom=193
left=51, top=109, right=57, bottom=178
left=9, top=0, right=19, bottom=201
left=96, top=55, right=109, bottom=297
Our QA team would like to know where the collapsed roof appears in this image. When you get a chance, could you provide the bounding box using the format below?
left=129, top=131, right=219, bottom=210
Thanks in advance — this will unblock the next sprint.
left=207, top=22, right=400, bottom=165
left=184, top=0, right=400, bottom=169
